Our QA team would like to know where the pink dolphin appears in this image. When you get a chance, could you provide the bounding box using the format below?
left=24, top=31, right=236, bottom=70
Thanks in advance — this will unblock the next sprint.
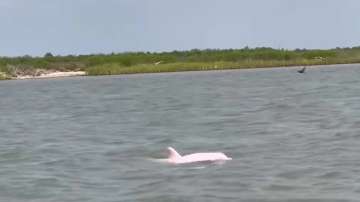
left=166, top=147, right=232, bottom=164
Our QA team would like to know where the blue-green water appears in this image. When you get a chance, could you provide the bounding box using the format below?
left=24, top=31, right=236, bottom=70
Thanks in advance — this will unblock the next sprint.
left=1, top=64, right=360, bottom=201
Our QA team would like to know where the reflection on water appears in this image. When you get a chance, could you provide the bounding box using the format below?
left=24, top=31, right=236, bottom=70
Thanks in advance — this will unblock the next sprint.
left=1, top=64, right=360, bottom=201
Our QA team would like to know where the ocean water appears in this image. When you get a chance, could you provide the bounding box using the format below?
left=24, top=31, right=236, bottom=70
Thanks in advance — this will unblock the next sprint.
left=1, top=64, right=360, bottom=202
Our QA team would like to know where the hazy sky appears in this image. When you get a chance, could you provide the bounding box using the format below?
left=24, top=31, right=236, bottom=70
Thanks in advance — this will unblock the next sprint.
left=0, top=0, right=359, bottom=56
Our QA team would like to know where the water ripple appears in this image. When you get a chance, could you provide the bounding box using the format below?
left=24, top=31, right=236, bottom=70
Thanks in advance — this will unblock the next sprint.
left=1, top=65, right=360, bottom=201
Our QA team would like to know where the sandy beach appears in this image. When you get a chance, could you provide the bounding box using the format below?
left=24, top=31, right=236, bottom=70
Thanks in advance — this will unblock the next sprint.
left=16, top=71, right=86, bottom=79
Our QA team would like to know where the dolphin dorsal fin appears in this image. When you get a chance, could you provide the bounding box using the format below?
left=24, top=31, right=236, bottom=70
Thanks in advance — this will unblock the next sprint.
left=167, top=147, right=181, bottom=159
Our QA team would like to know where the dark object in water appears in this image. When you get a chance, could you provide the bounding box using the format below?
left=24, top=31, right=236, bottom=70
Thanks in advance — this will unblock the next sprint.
left=297, top=67, right=306, bottom=73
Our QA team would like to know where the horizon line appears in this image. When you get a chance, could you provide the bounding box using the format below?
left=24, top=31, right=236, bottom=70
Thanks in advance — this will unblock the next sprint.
left=1, top=45, right=360, bottom=58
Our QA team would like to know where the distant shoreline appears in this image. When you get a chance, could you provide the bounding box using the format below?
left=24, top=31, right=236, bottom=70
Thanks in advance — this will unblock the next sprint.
left=1, top=63, right=359, bottom=80
left=1, top=47, right=360, bottom=80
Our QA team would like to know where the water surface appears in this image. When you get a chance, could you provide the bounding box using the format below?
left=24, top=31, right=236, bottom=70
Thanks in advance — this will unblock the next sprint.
left=1, top=64, right=360, bottom=201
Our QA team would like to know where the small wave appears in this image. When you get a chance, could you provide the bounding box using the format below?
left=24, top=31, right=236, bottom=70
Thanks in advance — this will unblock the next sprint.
left=317, top=171, right=342, bottom=179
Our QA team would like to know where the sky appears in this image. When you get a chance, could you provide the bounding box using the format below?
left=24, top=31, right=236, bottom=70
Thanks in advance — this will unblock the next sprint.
left=0, top=0, right=359, bottom=56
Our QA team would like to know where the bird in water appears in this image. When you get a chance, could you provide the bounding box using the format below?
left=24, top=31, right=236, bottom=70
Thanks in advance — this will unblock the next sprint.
left=297, top=66, right=306, bottom=73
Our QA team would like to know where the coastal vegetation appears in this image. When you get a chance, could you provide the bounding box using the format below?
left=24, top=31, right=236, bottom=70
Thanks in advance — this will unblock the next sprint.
left=1, top=46, right=360, bottom=79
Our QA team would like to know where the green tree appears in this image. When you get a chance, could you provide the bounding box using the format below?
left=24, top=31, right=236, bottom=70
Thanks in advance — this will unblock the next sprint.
left=44, top=52, right=53, bottom=57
